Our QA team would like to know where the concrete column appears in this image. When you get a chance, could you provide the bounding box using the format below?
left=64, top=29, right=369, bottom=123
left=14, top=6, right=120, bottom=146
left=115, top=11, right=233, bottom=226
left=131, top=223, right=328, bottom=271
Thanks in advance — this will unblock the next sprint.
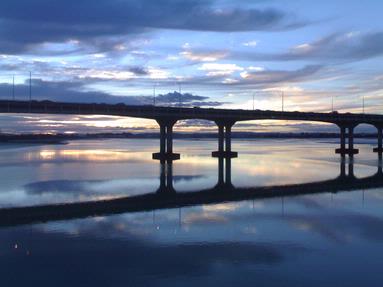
left=348, top=127, right=354, bottom=156
left=340, top=126, right=346, bottom=150
left=225, top=124, right=232, bottom=152
left=160, top=124, right=166, bottom=154
left=153, top=120, right=180, bottom=161
left=218, top=125, right=224, bottom=152
left=167, top=124, right=173, bottom=154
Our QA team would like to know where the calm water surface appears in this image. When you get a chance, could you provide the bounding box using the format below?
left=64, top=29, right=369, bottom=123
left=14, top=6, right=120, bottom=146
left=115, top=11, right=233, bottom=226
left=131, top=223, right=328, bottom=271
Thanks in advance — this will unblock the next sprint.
left=0, top=138, right=383, bottom=286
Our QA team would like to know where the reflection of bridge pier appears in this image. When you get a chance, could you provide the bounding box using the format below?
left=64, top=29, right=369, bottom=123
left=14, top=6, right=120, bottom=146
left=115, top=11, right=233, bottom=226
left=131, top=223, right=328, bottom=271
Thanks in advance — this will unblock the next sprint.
left=373, top=125, right=383, bottom=159
left=152, top=119, right=180, bottom=161
left=215, top=156, right=234, bottom=189
left=339, top=158, right=354, bottom=178
left=157, top=160, right=175, bottom=193
left=3, top=157, right=383, bottom=227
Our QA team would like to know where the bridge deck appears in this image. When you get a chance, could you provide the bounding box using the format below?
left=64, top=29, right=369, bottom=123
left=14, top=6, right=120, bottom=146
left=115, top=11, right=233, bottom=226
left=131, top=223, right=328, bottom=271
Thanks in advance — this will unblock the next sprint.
left=0, top=100, right=382, bottom=125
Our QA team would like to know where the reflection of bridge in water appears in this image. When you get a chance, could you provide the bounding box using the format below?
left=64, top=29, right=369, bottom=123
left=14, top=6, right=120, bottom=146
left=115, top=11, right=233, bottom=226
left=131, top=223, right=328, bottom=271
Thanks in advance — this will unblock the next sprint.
left=0, top=157, right=382, bottom=227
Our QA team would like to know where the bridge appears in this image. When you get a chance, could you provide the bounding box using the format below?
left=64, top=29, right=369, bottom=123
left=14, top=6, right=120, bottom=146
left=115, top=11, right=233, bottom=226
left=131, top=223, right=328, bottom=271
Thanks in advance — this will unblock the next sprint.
left=1, top=99, right=383, bottom=159
left=0, top=158, right=378, bottom=228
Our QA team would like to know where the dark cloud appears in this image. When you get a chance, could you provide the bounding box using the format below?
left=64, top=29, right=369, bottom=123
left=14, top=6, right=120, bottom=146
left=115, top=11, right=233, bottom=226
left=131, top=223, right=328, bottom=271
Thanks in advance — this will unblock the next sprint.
left=155, top=91, right=226, bottom=107
left=0, top=0, right=304, bottom=54
left=0, top=80, right=223, bottom=107
left=128, top=66, right=149, bottom=76
left=0, top=79, right=145, bottom=104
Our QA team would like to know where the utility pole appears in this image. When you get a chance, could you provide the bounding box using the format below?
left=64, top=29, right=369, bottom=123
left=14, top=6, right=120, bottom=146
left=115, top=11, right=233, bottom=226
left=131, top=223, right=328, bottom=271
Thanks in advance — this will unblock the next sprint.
left=178, top=82, right=182, bottom=107
left=29, top=71, right=32, bottom=101
left=331, top=96, right=334, bottom=112
left=12, top=75, right=15, bottom=100
left=362, top=95, right=365, bottom=114
left=153, top=84, right=156, bottom=106
left=281, top=91, right=284, bottom=112
left=252, top=92, right=255, bottom=111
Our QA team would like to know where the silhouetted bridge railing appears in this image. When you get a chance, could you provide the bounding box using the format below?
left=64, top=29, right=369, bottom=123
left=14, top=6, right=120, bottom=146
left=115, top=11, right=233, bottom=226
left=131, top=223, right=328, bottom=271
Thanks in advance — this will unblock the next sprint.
left=0, top=160, right=380, bottom=228
left=1, top=100, right=383, bottom=159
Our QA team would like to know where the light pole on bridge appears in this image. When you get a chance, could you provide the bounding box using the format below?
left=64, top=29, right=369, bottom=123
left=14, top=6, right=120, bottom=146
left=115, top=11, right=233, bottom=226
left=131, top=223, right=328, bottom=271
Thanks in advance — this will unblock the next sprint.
left=12, top=75, right=15, bottom=100
left=29, top=71, right=32, bottom=101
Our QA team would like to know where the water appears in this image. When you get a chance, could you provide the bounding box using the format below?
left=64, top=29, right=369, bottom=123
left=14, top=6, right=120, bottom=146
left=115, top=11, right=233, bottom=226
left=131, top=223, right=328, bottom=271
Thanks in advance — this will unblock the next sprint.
left=0, top=138, right=383, bottom=286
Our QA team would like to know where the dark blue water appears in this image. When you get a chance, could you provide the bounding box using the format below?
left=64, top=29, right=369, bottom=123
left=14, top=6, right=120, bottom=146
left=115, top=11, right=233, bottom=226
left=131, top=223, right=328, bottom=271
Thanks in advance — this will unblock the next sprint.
left=0, top=139, right=382, bottom=286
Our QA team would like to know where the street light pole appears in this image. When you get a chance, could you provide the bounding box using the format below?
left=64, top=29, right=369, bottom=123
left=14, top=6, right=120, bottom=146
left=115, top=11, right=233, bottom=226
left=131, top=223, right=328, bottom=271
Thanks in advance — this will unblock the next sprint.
left=178, top=82, right=182, bottom=107
left=12, top=75, right=15, bottom=100
left=29, top=71, right=32, bottom=101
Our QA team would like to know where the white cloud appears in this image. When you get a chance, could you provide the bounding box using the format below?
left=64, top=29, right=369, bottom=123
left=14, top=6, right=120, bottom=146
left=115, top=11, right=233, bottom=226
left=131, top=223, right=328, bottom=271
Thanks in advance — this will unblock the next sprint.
left=180, top=50, right=227, bottom=62
left=243, top=40, right=258, bottom=47
left=222, top=78, right=239, bottom=84
left=248, top=66, right=265, bottom=71
left=78, top=69, right=136, bottom=80
left=199, top=63, right=243, bottom=76
left=148, top=67, right=170, bottom=79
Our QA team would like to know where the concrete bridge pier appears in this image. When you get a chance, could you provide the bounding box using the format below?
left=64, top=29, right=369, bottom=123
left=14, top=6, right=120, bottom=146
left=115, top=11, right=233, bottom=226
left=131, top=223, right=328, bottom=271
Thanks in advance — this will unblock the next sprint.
left=373, top=125, right=383, bottom=158
left=335, top=124, right=359, bottom=157
left=152, top=119, right=180, bottom=161
left=212, top=121, right=238, bottom=158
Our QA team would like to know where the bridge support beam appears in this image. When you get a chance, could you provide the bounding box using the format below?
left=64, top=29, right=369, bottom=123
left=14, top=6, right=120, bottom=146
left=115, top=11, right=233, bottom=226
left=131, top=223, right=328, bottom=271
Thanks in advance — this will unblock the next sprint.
left=373, top=126, right=383, bottom=158
left=152, top=119, right=180, bottom=161
left=212, top=121, right=238, bottom=158
left=335, top=125, right=359, bottom=156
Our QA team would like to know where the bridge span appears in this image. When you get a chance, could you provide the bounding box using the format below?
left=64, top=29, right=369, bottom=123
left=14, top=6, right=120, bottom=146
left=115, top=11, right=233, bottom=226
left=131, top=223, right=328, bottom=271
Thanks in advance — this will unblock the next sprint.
left=1, top=99, right=383, bottom=159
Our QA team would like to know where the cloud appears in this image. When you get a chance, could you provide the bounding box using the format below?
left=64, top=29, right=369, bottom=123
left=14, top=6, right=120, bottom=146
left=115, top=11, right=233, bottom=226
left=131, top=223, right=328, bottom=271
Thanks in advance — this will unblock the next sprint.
left=155, top=91, right=226, bottom=107
left=243, top=40, right=258, bottom=47
left=180, top=50, right=228, bottom=62
left=234, top=31, right=383, bottom=62
left=0, top=79, right=223, bottom=108
left=238, top=65, right=322, bottom=85
left=0, top=0, right=304, bottom=54
left=199, top=63, right=244, bottom=76
left=0, top=225, right=304, bottom=286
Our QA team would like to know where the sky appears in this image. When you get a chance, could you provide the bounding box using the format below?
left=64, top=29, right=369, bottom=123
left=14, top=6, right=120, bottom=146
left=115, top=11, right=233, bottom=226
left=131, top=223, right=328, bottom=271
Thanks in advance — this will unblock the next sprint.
left=0, top=0, right=383, bottom=134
